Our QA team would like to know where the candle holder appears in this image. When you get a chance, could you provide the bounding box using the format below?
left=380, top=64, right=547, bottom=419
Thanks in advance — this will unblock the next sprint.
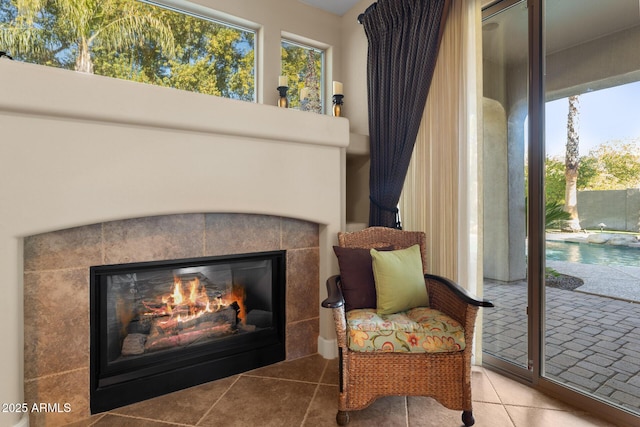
left=277, top=86, right=289, bottom=108
left=332, top=94, right=344, bottom=117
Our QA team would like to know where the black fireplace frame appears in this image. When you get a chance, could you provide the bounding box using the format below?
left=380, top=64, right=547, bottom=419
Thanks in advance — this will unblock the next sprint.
left=90, top=250, right=286, bottom=413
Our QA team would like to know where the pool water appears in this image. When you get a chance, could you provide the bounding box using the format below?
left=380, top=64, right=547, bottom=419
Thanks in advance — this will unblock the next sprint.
left=546, top=240, right=640, bottom=267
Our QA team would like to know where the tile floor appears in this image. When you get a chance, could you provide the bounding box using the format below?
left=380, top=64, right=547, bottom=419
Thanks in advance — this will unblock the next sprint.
left=69, top=354, right=618, bottom=427
left=484, top=278, right=640, bottom=412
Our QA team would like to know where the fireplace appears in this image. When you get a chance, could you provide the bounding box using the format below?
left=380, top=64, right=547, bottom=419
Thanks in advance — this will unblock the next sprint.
left=90, top=250, right=286, bottom=413
left=4, top=58, right=344, bottom=427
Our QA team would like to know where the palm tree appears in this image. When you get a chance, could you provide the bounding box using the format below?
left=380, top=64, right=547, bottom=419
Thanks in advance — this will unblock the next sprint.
left=0, top=0, right=50, bottom=62
left=563, top=95, right=581, bottom=231
left=0, top=0, right=174, bottom=73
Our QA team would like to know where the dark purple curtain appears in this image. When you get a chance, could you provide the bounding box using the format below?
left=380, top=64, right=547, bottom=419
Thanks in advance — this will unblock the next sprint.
left=359, top=0, right=450, bottom=228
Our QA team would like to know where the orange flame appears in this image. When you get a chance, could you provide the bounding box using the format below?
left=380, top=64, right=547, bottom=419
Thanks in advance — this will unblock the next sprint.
left=147, top=276, right=245, bottom=325
left=172, top=278, right=184, bottom=305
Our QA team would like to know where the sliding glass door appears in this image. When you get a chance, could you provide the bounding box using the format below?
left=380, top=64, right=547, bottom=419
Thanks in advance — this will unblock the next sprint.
left=482, top=0, right=530, bottom=376
left=542, top=0, right=640, bottom=418
left=482, top=0, right=640, bottom=424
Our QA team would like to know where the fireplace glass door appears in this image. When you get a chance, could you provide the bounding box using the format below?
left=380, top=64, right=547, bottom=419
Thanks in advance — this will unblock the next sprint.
left=90, top=251, right=285, bottom=413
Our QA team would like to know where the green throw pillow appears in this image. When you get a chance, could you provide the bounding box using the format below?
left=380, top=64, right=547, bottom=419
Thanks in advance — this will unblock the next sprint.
left=370, top=245, right=429, bottom=315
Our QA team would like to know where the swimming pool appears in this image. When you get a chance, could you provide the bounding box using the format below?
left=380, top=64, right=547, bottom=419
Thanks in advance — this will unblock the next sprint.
left=546, top=240, right=640, bottom=267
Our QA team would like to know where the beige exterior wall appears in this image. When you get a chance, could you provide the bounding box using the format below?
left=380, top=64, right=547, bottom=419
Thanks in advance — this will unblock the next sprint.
left=578, top=189, right=640, bottom=232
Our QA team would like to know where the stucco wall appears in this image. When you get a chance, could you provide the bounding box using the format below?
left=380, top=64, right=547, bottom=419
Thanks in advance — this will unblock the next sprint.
left=577, top=189, right=640, bottom=232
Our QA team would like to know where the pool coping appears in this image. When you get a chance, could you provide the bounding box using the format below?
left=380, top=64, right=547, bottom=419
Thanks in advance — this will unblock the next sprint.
left=546, top=231, right=640, bottom=247
left=545, top=232, right=640, bottom=303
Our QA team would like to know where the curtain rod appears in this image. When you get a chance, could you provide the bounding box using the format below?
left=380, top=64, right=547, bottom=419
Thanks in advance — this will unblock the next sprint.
left=357, top=2, right=377, bottom=24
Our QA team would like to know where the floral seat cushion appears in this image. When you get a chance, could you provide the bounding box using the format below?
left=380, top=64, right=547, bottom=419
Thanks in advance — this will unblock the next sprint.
left=346, top=307, right=466, bottom=353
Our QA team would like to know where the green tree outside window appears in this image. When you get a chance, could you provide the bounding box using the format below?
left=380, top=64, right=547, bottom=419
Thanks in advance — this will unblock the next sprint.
left=0, top=0, right=255, bottom=100
left=281, top=39, right=323, bottom=113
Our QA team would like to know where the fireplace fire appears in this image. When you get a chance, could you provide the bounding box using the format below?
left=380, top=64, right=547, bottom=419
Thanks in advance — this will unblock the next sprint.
left=119, top=274, right=246, bottom=357
left=90, top=251, right=286, bottom=413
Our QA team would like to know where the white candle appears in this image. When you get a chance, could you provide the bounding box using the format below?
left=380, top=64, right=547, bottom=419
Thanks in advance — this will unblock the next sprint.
left=278, top=75, right=288, bottom=87
left=332, top=81, right=343, bottom=95
left=300, top=87, right=309, bottom=100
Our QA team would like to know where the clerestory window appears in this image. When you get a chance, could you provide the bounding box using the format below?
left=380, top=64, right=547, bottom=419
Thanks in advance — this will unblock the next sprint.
left=0, top=0, right=256, bottom=101
left=281, top=39, right=324, bottom=113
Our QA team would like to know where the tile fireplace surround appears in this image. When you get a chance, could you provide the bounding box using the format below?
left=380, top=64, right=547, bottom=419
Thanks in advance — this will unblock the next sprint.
left=0, top=60, right=348, bottom=427
left=23, top=213, right=320, bottom=425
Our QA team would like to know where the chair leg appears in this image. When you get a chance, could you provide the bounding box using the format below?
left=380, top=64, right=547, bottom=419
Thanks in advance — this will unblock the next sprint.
left=336, top=410, right=350, bottom=426
left=462, top=410, right=475, bottom=426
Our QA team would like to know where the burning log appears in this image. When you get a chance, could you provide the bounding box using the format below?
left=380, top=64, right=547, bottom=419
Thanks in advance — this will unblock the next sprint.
left=144, top=322, right=235, bottom=353
left=118, top=304, right=239, bottom=356
left=121, top=333, right=147, bottom=356
left=150, top=304, right=238, bottom=336
left=118, top=272, right=245, bottom=357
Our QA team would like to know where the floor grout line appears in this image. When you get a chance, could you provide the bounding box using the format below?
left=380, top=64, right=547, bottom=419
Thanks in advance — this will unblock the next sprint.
left=101, top=412, right=194, bottom=426
left=194, top=374, right=242, bottom=426
left=301, top=382, right=322, bottom=426
left=404, top=396, right=410, bottom=427
left=58, top=357, right=626, bottom=426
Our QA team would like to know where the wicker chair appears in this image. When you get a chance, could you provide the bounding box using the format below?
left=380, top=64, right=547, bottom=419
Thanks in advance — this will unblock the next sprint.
left=322, top=227, right=494, bottom=426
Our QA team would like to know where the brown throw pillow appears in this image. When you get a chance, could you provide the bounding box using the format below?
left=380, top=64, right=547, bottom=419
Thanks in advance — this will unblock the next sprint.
left=333, top=245, right=392, bottom=312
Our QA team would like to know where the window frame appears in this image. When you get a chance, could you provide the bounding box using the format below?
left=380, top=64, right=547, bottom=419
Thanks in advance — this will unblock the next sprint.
left=144, top=0, right=260, bottom=102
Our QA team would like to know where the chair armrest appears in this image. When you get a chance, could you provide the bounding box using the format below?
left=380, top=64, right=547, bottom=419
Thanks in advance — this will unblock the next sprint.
left=321, top=275, right=348, bottom=348
left=321, top=275, right=345, bottom=309
left=425, top=273, right=494, bottom=308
